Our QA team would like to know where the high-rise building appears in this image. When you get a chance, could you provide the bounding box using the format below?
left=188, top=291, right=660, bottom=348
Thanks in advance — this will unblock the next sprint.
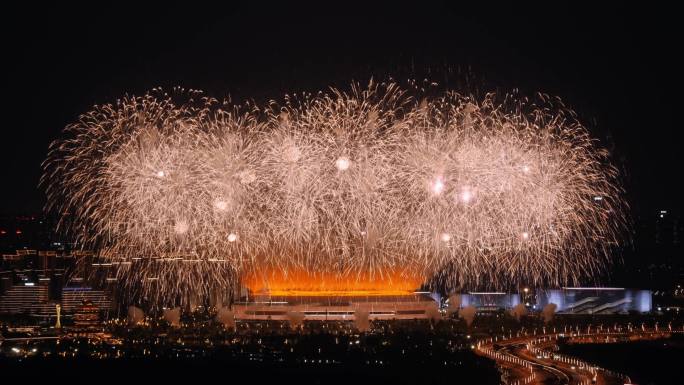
left=0, top=284, right=50, bottom=314
left=61, top=287, right=112, bottom=316
left=73, top=300, right=101, bottom=329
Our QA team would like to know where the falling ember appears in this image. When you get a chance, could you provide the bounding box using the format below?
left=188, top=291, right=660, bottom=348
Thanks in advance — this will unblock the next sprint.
left=335, top=156, right=351, bottom=171
left=431, top=177, right=445, bottom=195
left=282, top=143, right=301, bottom=163
left=42, top=81, right=627, bottom=306
left=214, top=199, right=228, bottom=211
left=238, top=170, right=256, bottom=184
left=174, top=220, right=189, bottom=235
left=459, top=187, right=474, bottom=204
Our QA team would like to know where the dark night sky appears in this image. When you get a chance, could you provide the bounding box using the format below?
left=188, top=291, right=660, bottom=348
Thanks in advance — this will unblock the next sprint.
left=2, top=1, right=682, bottom=221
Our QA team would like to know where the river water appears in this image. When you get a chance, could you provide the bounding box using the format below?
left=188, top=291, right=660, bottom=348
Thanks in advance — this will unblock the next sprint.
left=559, top=335, right=684, bottom=385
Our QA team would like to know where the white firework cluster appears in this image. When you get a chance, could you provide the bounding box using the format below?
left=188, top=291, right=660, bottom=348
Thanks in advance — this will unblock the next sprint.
left=43, top=81, right=626, bottom=305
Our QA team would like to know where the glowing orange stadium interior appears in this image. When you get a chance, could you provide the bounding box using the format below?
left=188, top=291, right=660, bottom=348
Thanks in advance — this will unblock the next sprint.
left=242, top=267, right=424, bottom=297
left=235, top=268, right=437, bottom=321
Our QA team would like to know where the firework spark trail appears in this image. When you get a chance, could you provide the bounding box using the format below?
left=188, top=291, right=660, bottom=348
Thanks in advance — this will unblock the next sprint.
left=42, top=82, right=627, bottom=307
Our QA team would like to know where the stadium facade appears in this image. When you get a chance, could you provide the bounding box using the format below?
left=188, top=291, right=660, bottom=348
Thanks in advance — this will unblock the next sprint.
left=233, top=292, right=439, bottom=321
left=536, top=287, right=652, bottom=314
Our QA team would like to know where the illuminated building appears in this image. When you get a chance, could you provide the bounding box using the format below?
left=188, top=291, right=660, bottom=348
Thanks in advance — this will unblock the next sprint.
left=1, top=249, right=76, bottom=299
left=520, top=286, right=536, bottom=308
left=536, top=287, right=652, bottom=314
left=458, top=292, right=521, bottom=312
left=234, top=269, right=437, bottom=320
left=233, top=293, right=437, bottom=321
left=73, top=300, right=101, bottom=329
left=61, top=287, right=112, bottom=315
left=0, top=284, right=51, bottom=314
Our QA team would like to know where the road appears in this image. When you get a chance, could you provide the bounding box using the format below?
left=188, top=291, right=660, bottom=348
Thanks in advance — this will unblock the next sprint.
left=476, top=328, right=681, bottom=385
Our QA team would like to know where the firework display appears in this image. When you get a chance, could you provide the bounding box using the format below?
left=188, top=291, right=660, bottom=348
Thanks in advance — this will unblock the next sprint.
left=43, top=82, right=626, bottom=305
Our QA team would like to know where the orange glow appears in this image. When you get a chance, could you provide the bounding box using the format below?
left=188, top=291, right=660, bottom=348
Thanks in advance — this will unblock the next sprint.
left=265, top=289, right=415, bottom=296
left=243, top=267, right=424, bottom=296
